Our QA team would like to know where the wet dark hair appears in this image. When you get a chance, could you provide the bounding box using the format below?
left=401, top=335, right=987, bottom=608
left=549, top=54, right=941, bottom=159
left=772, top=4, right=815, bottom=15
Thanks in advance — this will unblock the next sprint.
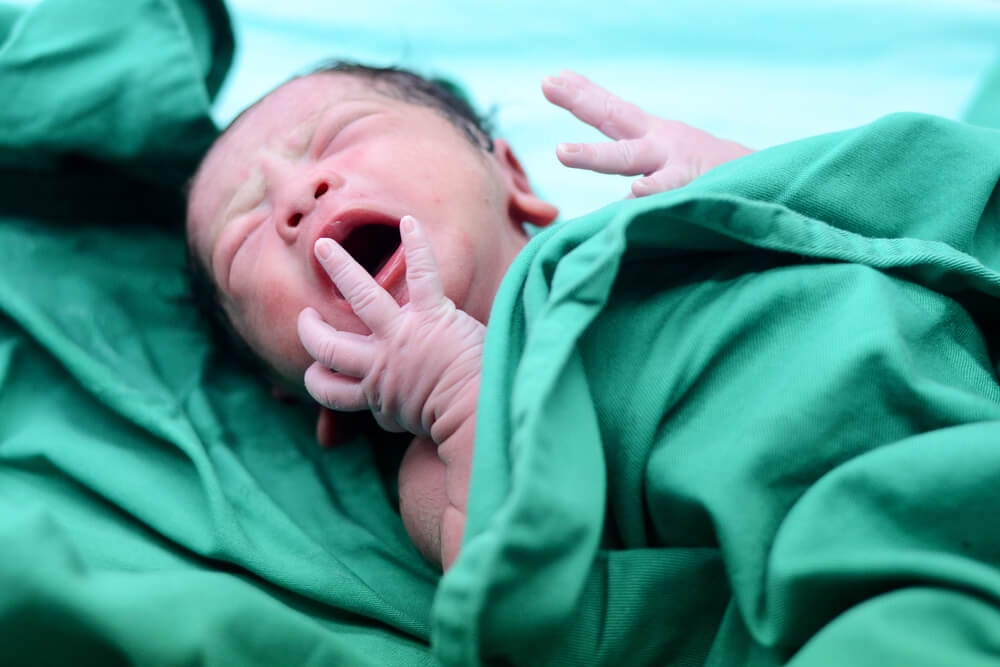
left=306, top=60, right=494, bottom=153
left=186, top=61, right=495, bottom=382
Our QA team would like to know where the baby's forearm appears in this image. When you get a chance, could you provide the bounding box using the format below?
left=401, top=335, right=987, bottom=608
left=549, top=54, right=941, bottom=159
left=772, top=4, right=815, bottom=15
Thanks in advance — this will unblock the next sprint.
left=434, top=393, right=477, bottom=570
left=428, top=371, right=479, bottom=569
left=399, top=380, right=478, bottom=570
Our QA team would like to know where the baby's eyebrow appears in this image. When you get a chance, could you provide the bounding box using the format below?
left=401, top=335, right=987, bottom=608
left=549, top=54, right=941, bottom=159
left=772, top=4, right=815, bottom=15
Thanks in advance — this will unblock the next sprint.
left=221, top=168, right=267, bottom=221
left=214, top=100, right=379, bottom=225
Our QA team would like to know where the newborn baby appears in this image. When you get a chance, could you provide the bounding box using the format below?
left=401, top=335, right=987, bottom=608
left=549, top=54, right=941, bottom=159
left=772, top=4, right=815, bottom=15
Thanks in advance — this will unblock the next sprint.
left=185, top=62, right=751, bottom=569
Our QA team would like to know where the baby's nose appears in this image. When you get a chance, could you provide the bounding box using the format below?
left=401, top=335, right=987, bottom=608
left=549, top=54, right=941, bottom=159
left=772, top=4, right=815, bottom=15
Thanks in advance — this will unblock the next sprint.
left=274, top=172, right=342, bottom=243
left=284, top=180, right=331, bottom=227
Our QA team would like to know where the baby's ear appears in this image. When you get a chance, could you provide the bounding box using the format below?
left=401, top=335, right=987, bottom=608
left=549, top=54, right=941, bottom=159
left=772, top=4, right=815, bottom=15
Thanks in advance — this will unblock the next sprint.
left=494, top=138, right=558, bottom=228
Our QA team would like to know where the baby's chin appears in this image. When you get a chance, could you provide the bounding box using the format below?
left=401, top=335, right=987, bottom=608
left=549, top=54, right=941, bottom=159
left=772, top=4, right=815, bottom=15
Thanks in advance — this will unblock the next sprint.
left=257, top=346, right=312, bottom=400
left=267, top=368, right=312, bottom=403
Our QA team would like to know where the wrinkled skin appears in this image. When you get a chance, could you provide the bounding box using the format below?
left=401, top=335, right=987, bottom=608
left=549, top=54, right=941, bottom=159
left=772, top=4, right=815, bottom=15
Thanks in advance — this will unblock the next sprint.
left=186, top=73, right=557, bottom=400
left=297, top=72, right=754, bottom=569
left=299, top=216, right=479, bottom=569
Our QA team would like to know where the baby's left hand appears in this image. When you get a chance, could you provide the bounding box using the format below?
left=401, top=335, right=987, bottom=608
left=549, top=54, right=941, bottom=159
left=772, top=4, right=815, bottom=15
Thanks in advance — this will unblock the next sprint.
left=542, top=70, right=753, bottom=197
left=298, top=216, right=484, bottom=444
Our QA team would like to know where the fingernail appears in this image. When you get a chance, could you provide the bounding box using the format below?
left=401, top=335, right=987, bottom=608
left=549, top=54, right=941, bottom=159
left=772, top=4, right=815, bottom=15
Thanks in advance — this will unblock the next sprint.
left=558, top=143, right=580, bottom=154
left=400, top=215, right=416, bottom=234
left=545, top=76, right=565, bottom=88
left=315, top=238, right=334, bottom=261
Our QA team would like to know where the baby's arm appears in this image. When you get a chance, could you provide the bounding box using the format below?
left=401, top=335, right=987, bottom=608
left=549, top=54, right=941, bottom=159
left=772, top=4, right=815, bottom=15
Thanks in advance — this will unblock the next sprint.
left=542, top=70, right=753, bottom=196
left=297, top=216, right=479, bottom=570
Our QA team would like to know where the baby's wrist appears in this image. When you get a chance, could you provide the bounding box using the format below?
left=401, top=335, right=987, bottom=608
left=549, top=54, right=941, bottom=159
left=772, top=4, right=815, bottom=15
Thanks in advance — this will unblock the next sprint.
left=716, top=138, right=755, bottom=164
left=428, top=359, right=481, bottom=446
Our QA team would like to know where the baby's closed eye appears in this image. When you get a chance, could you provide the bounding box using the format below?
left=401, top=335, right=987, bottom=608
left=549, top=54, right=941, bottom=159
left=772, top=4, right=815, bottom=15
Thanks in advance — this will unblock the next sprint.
left=312, top=109, right=383, bottom=159
left=223, top=168, right=267, bottom=220
left=214, top=211, right=267, bottom=290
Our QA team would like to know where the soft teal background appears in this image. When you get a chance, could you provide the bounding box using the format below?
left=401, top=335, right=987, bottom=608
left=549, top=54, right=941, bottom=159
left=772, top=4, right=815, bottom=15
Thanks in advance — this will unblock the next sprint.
left=9, top=0, right=996, bottom=216
left=215, top=0, right=1000, bottom=218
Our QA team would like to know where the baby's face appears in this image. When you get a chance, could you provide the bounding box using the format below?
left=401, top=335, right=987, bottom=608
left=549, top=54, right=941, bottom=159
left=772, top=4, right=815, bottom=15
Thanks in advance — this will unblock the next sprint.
left=187, top=73, right=552, bottom=388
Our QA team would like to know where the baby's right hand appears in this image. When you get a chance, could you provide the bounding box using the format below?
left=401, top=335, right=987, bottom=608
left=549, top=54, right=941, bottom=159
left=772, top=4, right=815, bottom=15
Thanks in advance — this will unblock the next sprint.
left=542, top=70, right=753, bottom=197
left=297, top=216, right=483, bottom=443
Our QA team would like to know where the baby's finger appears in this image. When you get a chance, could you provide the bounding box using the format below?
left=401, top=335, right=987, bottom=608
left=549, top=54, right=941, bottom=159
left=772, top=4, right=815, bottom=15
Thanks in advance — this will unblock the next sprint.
left=542, top=70, right=650, bottom=141
left=400, top=216, right=445, bottom=309
left=371, top=410, right=406, bottom=434
left=631, top=165, right=692, bottom=197
left=556, top=138, right=661, bottom=176
left=315, top=238, right=399, bottom=334
left=304, top=362, right=367, bottom=411
left=298, top=307, right=373, bottom=377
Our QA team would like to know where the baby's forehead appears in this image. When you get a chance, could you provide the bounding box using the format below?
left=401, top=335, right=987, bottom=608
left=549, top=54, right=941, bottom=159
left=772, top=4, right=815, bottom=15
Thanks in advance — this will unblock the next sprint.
left=189, top=74, right=383, bottom=236
left=216, top=74, right=377, bottom=163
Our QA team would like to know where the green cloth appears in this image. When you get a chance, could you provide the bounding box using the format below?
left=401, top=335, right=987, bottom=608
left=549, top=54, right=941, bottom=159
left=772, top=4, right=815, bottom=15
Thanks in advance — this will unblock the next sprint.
left=0, top=0, right=230, bottom=189
left=434, top=114, right=1000, bottom=665
left=0, top=1, right=436, bottom=665
left=3, top=1, right=1000, bottom=665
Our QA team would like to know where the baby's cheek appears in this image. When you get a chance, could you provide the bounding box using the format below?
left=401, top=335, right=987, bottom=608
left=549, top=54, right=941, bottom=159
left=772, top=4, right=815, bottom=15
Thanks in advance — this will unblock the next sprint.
left=430, top=233, right=473, bottom=302
left=239, top=290, right=309, bottom=383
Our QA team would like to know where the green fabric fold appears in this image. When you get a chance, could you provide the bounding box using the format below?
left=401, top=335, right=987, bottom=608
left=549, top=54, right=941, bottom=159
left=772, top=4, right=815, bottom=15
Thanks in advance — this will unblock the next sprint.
left=4, top=1, right=1000, bottom=664
left=0, top=2, right=438, bottom=665
left=434, top=113, right=1000, bottom=666
left=0, top=0, right=233, bottom=189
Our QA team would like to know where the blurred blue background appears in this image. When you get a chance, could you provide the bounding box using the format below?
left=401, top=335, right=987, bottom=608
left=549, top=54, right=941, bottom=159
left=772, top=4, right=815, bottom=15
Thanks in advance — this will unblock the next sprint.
left=11, top=0, right=1000, bottom=218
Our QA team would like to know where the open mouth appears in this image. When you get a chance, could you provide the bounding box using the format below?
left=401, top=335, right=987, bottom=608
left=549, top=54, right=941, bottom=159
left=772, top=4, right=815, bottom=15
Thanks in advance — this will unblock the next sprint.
left=312, top=212, right=409, bottom=308
left=339, top=223, right=401, bottom=277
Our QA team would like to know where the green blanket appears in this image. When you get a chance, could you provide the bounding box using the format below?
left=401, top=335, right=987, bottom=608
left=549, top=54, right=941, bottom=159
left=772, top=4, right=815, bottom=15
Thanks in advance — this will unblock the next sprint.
left=3, top=1, right=1000, bottom=666
left=436, top=115, right=1000, bottom=665
left=0, top=2, right=436, bottom=665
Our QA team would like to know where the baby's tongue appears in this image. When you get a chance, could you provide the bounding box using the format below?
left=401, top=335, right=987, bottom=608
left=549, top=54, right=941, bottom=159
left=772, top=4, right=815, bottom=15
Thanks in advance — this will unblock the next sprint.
left=340, top=223, right=400, bottom=277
